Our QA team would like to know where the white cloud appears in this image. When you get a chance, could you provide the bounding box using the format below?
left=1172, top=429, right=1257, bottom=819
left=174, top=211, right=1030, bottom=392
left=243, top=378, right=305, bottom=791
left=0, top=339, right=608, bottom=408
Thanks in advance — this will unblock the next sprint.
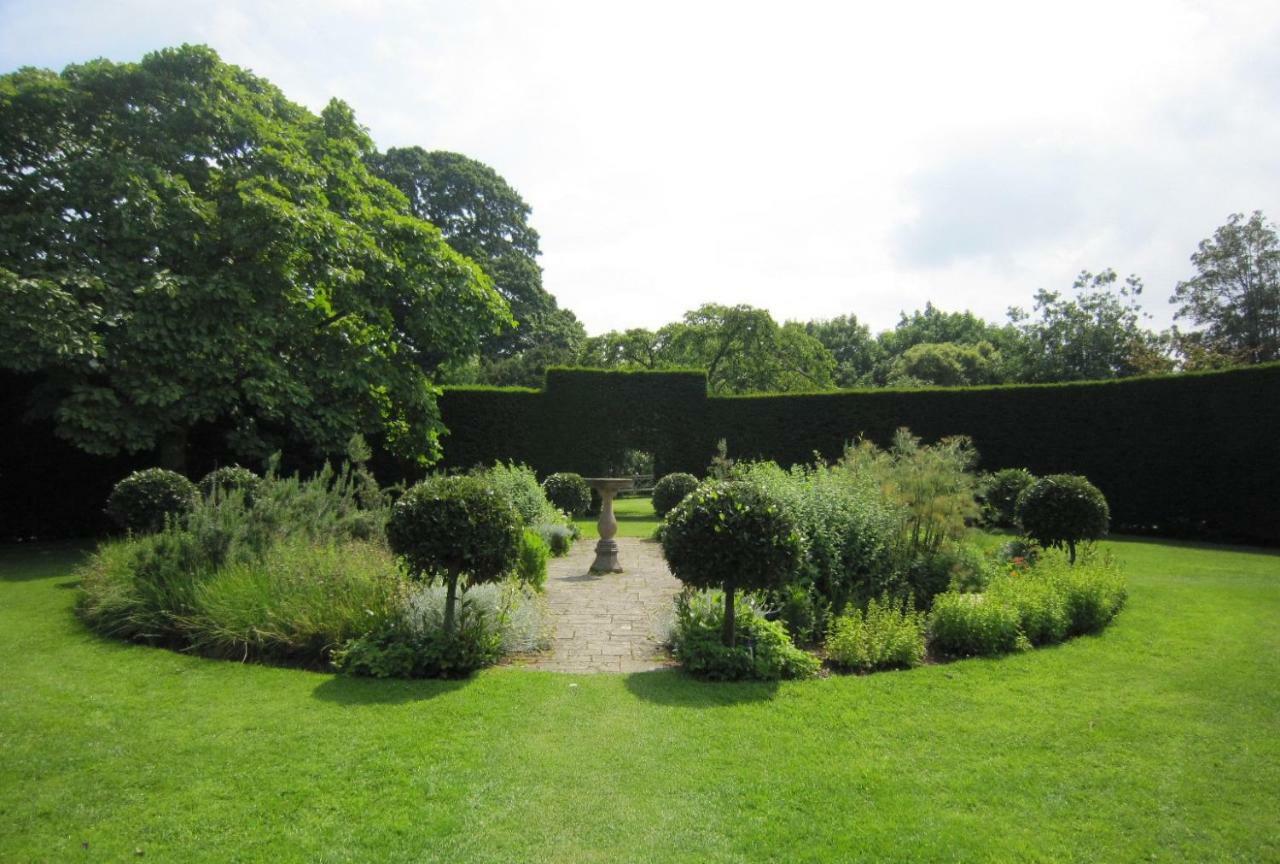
left=2, top=0, right=1278, bottom=333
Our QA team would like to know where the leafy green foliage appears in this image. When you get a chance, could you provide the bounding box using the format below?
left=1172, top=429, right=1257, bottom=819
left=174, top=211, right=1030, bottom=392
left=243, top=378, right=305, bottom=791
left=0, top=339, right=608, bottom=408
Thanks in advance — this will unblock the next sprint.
left=651, top=472, right=699, bottom=517
left=0, top=46, right=509, bottom=468
left=541, top=472, right=591, bottom=516
left=517, top=529, right=550, bottom=590
left=198, top=466, right=262, bottom=504
left=825, top=596, right=926, bottom=671
left=735, top=460, right=900, bottom=617
left=981, top=468, right=1036, bottom=528
left=472, top=461, right=568, bottom=527
left=105, top=468, right=197, bottom=534
left=661, top=481, right=802, bottom=645
left=1172, top=211, right=1280, bottom=366
left=1016, top=475, right=1110, bottom=563
left=387, top=476, right=521, bottom=633
left=671, top=590, right=819, bottom=681
left=388, top=476, right=521, bottom=582
left=927, top=593, right=1027, bottom=658
left=1008, top=270, right=1172, bottom=382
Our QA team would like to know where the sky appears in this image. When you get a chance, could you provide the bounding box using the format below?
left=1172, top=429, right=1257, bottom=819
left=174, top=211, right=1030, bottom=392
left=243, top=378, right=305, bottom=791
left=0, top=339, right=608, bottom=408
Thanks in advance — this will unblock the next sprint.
left=2, top=0, right=1278, bottom=335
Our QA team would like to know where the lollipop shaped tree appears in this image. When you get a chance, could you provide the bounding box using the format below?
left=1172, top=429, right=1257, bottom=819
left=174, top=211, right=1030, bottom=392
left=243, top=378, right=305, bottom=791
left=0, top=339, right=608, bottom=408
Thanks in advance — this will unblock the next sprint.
left=660, top=481, right=802, bottom=646
left=1015, top=474, right=1110, bottom=564
left=387, top=476, right=522, bottom=633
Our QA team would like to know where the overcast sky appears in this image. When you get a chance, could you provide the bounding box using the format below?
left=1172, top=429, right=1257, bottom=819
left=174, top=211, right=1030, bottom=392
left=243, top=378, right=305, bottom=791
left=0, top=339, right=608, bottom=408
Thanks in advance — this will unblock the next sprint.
left=2, top=0, right=1278, bottom=335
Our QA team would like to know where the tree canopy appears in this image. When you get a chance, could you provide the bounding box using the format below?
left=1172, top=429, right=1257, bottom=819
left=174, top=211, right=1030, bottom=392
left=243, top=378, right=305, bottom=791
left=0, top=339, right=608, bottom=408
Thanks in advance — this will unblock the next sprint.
left=366, top=146, right=585, bottom=385
left=1171, top=211, right=1280, bottom=366
left=0, top=46, right=510, bottom=469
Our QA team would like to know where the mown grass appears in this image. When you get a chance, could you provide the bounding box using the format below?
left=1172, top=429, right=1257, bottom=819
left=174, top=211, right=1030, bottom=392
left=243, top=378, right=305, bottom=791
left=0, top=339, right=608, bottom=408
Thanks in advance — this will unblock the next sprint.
left=1, top=535, right=1277, bottom=862
left=572, top=495, right=661, bottom=538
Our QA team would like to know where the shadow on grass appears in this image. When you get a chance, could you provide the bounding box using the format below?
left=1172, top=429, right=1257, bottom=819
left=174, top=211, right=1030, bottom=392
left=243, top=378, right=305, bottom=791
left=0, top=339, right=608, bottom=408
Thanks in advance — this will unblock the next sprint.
left=623, top=668, right=779, bottom=707
left=312, top=674, right=471, bottom=706
left=0, top=541, right=93, bottom=581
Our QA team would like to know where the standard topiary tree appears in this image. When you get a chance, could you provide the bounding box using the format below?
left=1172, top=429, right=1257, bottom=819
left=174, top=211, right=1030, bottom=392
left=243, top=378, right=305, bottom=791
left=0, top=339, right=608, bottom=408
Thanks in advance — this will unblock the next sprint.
left=652, top=472, right=700, bottom=518
left=983, top=467, right=1036, bottom=528
left=386, top=476, right=521, bottom=633
left=106, top=468, right=198, bottom=534
left=198, top=466, right=262, bottom=504
left=1015, top=474, right=1110, bottom=564
left=541, top=472, right=591, bottom=516
left=660, top=481, right=802, bottom=646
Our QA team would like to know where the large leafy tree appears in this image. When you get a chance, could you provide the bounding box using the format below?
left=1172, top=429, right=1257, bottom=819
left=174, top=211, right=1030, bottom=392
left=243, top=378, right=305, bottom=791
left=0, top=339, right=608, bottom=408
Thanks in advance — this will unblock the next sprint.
left=1171, top=211, right=1280, bottom=366
left=366, top=146, right=584, bottom=384
left=1007, top=269, right=1171, bottom=382
left=0, top=46, right=510, bottom=470
left=805, top=315, right=882, bottom=387
left=581, top=304, right=836, bottom=394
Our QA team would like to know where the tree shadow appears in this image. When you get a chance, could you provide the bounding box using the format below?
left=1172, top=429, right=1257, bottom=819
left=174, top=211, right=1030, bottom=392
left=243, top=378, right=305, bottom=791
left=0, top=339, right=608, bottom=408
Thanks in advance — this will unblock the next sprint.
left=0, top=541, right=93, bottom=582
left=623, top=668, right=779, bottom=707
left=312, top=674, right=471, bottom=706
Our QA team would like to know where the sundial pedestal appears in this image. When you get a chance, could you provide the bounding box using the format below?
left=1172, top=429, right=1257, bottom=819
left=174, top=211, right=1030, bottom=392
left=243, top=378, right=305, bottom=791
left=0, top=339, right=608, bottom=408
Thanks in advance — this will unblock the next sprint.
left=584, top=477, right=635, bottom=573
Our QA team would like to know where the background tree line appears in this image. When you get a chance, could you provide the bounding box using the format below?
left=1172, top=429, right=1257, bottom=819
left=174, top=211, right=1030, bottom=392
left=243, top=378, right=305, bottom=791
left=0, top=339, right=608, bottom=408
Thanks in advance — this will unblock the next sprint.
left=2, top=44, right=1277, bottom=483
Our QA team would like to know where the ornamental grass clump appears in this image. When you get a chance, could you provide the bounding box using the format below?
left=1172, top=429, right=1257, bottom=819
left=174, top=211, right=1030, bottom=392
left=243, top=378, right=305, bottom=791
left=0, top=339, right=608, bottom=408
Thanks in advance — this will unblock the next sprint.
left=386, top=476, right=521, bottom=634
left=660, top=480, right=802, bottom=648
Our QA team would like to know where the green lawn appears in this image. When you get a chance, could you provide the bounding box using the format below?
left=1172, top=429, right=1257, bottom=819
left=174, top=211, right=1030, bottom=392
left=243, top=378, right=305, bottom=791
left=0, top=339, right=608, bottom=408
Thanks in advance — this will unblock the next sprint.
left=572, top=495, right=662, bottom=538
left=1, top=533, right=1278, bottom=862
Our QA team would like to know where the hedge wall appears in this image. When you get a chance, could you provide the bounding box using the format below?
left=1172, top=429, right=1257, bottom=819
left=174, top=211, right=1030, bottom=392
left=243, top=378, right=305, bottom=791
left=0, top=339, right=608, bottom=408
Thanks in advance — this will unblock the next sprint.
left=438, top=364, right=1280, bottom=544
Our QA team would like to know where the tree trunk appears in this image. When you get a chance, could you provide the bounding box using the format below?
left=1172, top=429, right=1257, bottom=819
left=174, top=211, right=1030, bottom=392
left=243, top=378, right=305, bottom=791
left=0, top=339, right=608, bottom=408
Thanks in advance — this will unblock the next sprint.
left=1068, top=541, right=1077, bottom=565
left=722, top=584, right=736, bottom=647
left=158, top=427, right=189, bottom=475
left=444, top=570, right=460, bottom=634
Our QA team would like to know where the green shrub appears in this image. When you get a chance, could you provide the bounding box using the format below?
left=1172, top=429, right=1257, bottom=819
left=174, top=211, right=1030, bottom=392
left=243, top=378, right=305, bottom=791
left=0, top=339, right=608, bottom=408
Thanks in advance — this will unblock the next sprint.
left=652, top=472, right=699, bottom=517
left=982, top=468, right=1036, bottom=528
left=183, top=539, right=400, bottom=663
left=671, top=590, right=819, bottom=681
left=335, top=581, right=551, bottom=678
left=76, top=529, right=214, bottom=643
left=661, top=480, right=802, bottom=646
left=472, top=461, right=565, bottom=526
left=738, top=461, right=901, bottom=618
left=1016, top=474, right=1110, bottom=563
left=516, top=529, right=550, bottom=590
left=984, top=572, right=1070, bottom=646
left=198, top=466, right=262, bottom=504
left=106, top=468, right=197, bottom=534
left=541, top=472, right=591, bottom=516
left=927, top=592, right=1027, bottom=658
left=906, top=539, right=997, bottom=604
left=1045, top=553, right=1127, bottom=634
left=826, top=596, right=926, bottom=672
left=387, top=476, right=522, bottom=633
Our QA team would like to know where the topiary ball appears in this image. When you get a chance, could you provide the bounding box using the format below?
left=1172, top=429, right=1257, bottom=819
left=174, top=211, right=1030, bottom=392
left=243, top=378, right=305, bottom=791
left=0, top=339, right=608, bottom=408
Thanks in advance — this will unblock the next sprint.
left=651, top=472, right=700, bottom=518
left=106, top=468, right=198, bottom=534
left=1015, top=474, right=1110, bottom=563
left=982, top=467, right=1036, bottom=528
left=198, top=466, right=262, bottom=504
left=387, top=475, right=522, bottom=582
left=660, top=480, right=802, bottom=595
left=541, top=472, right=591, bottom=517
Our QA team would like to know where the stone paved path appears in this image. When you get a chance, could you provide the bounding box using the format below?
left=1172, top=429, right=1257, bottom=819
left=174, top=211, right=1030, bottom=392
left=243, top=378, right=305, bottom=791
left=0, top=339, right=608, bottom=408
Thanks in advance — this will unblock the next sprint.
left=528, top=537, right=681, bottom=673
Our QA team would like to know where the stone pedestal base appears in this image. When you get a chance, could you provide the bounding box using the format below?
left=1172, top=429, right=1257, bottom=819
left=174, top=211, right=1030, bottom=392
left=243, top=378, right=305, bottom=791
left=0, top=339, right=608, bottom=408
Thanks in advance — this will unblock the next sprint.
left=590, top=538, right=623, bottom=573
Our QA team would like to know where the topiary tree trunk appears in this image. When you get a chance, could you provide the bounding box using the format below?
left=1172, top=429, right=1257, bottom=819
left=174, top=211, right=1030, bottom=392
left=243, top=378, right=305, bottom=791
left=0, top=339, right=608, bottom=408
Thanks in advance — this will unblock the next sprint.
left=444, top=567, right=461, bottom=634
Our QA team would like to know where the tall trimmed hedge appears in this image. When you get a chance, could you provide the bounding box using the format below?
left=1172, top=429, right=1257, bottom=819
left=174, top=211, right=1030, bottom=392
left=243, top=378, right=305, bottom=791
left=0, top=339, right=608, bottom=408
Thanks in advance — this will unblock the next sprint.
left=437, top=364, right=1280, bottom=544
